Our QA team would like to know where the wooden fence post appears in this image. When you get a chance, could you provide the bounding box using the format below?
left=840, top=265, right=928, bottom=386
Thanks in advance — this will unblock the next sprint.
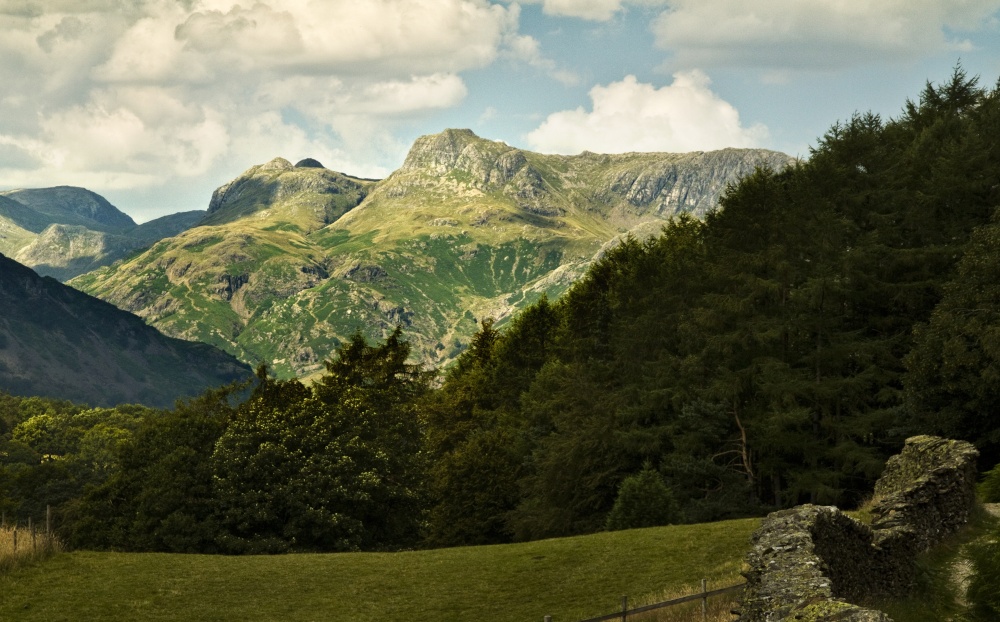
left=701, top=579, right=708, bottom=621
left=46, top=505, right=51, bottom=536
left=544, top=616, right=552, bottom=622
left=621, top=595, right=628, bottom=622
left=12, top=527, right=17, bottom=552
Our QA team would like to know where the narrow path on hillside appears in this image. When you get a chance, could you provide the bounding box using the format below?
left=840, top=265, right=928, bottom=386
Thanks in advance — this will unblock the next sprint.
left=951, top=503, right=999, bottom=608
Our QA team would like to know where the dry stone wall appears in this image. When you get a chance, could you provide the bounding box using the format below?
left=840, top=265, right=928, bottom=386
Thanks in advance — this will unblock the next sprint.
left=871, top=436, right=980, bottom=558
left=737, top=436, right=979, bottom=622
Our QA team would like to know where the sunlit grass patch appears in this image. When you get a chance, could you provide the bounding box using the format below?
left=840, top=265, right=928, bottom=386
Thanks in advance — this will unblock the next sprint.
left=0, top=525, right=61, bottom=575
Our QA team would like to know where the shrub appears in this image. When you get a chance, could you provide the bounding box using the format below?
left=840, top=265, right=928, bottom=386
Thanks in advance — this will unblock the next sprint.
left=963, top=522, right=1000, bottom=621
left=978, top=463, right=1000, bottom=503
left=605, top=465, right=678, bottom=531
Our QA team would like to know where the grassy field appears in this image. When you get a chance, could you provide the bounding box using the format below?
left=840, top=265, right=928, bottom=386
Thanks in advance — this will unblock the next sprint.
left=0, top=518, right=757, bottom=622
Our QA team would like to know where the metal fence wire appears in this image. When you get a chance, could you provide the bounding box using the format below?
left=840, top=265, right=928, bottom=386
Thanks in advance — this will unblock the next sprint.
left=543, top=579, right=745, bottom=622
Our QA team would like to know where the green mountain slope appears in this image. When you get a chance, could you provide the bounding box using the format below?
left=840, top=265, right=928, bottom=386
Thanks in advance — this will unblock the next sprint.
left=0, top=253, right=250, bottom=407
left=0, top=187, right=205, bottom=280
left=71, top=130, right=792, bottom=378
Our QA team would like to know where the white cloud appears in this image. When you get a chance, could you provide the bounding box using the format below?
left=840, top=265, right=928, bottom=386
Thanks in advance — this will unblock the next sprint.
left=95, top=11, right=209, bottom=84
left=479, top=106, right=499, bottom=122
left=540, top=0, right=622, bottom=21
left=297, top=0, right=516, bottom=74
left=255, top=73, right=468, bottom=123
left=9, top=87, right=229, bottom=183
left=0, top=0, right=122, bottom=17
left=526, top=71, right=767, bottom=154
left=168, top=0, right=516, bottom=76
left=653, top=0, right=1000, bottom=69
left=351, top=74, right=470, bottom=115
left=0, top=0, right=524, bottom=208
left=175, top=4, right=303, bottom=57
left=504, top=34, right=579, bottom=85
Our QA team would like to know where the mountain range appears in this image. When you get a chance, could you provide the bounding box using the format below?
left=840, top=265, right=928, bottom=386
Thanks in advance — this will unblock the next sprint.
left=67, top=129, right=792, bottom=378
left=0, top=186, right=204, bottom=281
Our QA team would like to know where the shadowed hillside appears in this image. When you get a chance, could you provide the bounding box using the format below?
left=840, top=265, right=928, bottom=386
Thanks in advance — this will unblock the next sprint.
left=0, top=253, right=250, bottom=407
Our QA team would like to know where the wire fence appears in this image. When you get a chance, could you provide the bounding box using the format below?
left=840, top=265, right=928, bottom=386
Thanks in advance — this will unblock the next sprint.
left=544, top=579, right=745, bottom=622
left=1, top=506, right=62, bottom=573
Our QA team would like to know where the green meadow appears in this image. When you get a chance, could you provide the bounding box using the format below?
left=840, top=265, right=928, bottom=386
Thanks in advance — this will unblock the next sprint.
left=0, top=518, right=756, bottom=622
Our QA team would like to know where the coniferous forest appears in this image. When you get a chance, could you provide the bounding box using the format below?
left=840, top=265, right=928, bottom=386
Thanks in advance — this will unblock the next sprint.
left=2, top=69, right=1000, bottom=553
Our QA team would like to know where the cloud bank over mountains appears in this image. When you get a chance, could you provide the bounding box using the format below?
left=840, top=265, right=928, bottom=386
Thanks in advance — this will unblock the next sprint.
left=527, top=71, right=767, bottom=155
left=1, top=0, right=998, bottom=219
left=651, top=0, right=1000, bottom=69
left=0, top=0, right=522, bottom=195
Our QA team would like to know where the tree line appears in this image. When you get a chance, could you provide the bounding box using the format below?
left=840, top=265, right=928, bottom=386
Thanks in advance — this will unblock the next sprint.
left=1, top=68, right=999, bottom=553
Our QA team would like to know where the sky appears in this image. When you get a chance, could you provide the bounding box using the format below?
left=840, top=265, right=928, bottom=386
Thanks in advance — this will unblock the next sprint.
left=2, top=1, right=1000, bottom=223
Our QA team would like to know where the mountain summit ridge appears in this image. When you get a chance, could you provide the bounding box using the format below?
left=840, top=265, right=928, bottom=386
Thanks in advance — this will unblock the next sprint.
left=1, top=186, right=136, bottom=233
left=203, top=158, right=373, bottom=231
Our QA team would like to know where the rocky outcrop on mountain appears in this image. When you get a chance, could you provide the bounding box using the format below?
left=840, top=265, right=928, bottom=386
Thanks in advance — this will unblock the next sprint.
left=738, top=436, right=980, bottom=622
left=13, top=224, right=127, bottom=281
left=595, top=148, right=788, bottom=218
left=399, top=128, right=531, bottom=186
left=0, top=253, right=250, bottom=407
left=73, top=130, right=793, bottom=378
left=384, top=129, right=793, bottom=226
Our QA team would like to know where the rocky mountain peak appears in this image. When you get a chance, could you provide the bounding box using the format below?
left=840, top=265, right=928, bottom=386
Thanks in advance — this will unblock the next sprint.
left=402, top=129, right=495, bottom=172
left=0, top=189, right=207, bottom=282
left=259, top=157, right=294, bottom=171
left=394, top=129, right=536, bottom=196
left=204, top=157, right=372, bottom=228
left=207, top=160, right=286, bottom=215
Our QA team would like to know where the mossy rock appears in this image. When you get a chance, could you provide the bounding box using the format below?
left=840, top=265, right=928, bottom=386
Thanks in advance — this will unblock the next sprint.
left=791, top=600, right=890, bottom=621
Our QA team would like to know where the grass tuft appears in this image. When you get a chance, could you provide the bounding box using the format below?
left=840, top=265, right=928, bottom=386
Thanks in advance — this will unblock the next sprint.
left=629, top=582, right=742, bottom=622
